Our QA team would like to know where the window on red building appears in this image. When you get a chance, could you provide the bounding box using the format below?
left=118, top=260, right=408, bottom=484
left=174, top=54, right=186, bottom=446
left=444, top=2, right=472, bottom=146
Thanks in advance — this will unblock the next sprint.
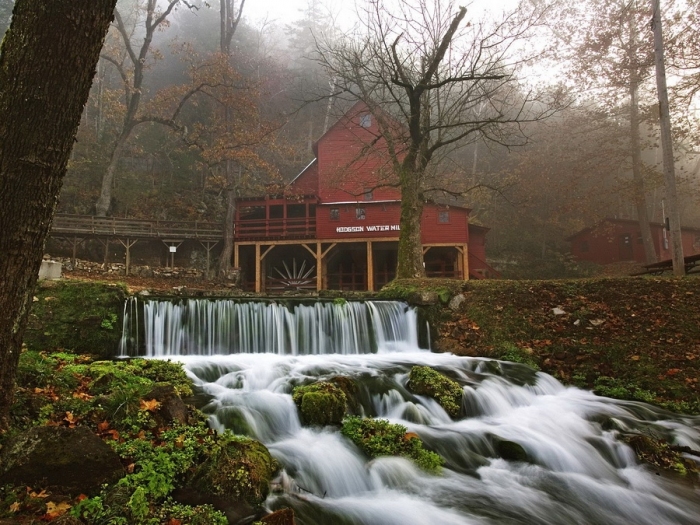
left=356, top=207, right=366, bottom=220
left=330, top=208, right=339, bottom=221
left=438, top=210, right=450, bottom=223
left=359, top=113, right=372, bottom=128
left=363, top=188, right=373, bottom=200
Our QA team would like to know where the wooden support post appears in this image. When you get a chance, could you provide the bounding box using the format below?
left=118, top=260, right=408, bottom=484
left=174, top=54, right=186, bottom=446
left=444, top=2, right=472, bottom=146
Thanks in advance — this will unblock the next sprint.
left=234, top=242, right=239, bottom=269
left=255, top=243, right=261, bottom=293
left=316, top=242, right=322, bottom=291
left=70, top=236, right=82, bottom=266
left=200, top=240, right=220, bottom=279
left=367, top=241, right=374, bottom=292
left=117, top=238, right=138, bottom=276
left=462, top=243, right=469, bottom=280
left=162, top=240, right=184, bottom=269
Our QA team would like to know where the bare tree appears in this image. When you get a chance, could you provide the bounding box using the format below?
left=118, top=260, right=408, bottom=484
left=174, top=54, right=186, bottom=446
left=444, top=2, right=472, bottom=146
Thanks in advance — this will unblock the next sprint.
left=0, top=0, right=116, bottom=429
left=316, top=0, right=562, bottom=278
left=551, top=0, right=659, bottom=263
left=94, top=0, right=191, bottom=216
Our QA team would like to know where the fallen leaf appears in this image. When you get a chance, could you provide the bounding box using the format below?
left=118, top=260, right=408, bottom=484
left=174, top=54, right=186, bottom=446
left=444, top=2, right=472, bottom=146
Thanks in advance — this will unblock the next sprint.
left=73, top=392, right=94, bottom=401
left=167, top=519, right=182, bottom=525
left=30, top=489, right=49, bottom=498
left=630, top=355, right=640, bottom=361
left=45, top=500, right=71, bottom=519
left=667, top=368, right=682, bottom=376
left=97, top=421, right=110, bottom=432
left=140, top=399, right=161, bottom=412
left=63, top=412, right=78, bottom=428
left=9, top=501, right=21, bottom=512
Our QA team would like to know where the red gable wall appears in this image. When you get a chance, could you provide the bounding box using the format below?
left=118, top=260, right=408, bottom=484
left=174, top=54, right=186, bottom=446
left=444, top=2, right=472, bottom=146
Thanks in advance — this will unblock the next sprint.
left=316, top=102, right=401, bottom=203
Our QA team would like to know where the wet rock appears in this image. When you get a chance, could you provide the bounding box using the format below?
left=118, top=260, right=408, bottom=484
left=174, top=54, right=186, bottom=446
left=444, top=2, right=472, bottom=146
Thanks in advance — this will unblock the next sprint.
left=144, top=384, right=189, bottom=425
left=329, top=376, right=360, bottom=415
left=448, top=293, right=466, bottom=311
left=260, top=508, right=296, bottom=525
left=490, top=436, right=530, bottom=462
left=0, top=426, right=124, bottom=496
left=292, top=382, right=347, bottom=426
left=407, top=366, right=463, bottom=418
left=408, top=290, right=439, bottom=305
left=182, top=436, right=279, bottom=510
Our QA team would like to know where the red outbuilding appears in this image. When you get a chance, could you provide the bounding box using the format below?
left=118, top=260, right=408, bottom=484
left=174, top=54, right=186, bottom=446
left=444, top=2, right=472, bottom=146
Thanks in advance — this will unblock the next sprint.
left=233, top=102, right=497, bottom=292
left=567, top=218, right=700, bottom=265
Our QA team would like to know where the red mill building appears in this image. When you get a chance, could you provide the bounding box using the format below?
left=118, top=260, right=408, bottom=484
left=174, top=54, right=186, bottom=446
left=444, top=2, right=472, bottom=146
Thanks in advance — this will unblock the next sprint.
left=233, top=102, right=496, bottom=292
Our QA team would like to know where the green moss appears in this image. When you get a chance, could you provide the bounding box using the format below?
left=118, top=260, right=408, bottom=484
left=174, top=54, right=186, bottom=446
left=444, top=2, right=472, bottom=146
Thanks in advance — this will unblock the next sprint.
left=497, top=342, right=540, bottom=371
left=292, top=382, right=347, bottom=426
left=407, top=366, right=463, bottom=418
left=341, top=416, right=443, bottom=474
left=189, top=434, right=279, bottom=506
left=623, top=434, right=697, bottom=475
left=10, top=351, right=193, bottom=432
left=24, top=280, right=127, bottom=357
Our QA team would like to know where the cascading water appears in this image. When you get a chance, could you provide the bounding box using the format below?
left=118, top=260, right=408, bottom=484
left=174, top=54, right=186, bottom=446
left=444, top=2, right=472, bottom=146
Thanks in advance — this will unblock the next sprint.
left=119, top=298, right=421, bottom=357
left=123, top=298, right=700, bottom=524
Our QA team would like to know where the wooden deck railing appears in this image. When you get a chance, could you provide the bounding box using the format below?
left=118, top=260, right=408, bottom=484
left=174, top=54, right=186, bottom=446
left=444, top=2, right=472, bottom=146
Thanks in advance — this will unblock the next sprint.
left=51, top=214, right=224, bottom=240
left=234, top=217, right=317, bottom=240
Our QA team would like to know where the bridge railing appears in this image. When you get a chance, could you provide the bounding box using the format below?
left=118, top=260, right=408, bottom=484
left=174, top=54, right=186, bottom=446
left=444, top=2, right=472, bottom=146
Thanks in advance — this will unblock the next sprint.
left=51, top=214, right=224, bottom=240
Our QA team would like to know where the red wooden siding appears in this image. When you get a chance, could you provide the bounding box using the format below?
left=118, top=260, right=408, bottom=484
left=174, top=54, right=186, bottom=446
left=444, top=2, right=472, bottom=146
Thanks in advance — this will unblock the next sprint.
left=568, top=219, right=700, bottom=264
left=315, top=103, right=401, bottom=203
left=289, top=159, right=319, bottom=195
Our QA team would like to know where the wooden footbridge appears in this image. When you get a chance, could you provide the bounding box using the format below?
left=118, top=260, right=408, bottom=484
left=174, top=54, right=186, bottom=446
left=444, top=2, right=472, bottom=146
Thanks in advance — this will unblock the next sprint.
left=49, top=214, right=224, bottom=274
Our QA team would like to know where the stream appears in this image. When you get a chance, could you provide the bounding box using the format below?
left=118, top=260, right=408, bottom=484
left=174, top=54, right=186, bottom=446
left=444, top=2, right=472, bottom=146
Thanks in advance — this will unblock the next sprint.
left=122, top=298, right=700, bottom=524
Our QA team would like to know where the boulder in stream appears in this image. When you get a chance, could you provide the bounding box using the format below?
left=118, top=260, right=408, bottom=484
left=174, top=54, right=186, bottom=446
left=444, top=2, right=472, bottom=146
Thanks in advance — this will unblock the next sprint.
left=407, top=366, right=463, bottom=418
left=176, top=435, right=279, bottom=521
left=292, top=382, right=347, bottom=426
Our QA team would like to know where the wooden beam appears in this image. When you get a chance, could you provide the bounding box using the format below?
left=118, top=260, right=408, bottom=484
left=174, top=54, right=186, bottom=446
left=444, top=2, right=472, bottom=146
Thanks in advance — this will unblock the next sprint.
left=260, top=245, right=275, bottom=260
left=117, top=238, right=138, bottom=276
left=462, top=243, right=469, bottom=280
left=316, top=242, right=322, bottom=291
left=200, top=240, right=219, bottom=279
left=255, top=243, right=261, bottom=293
left=301, top=243, right=316, bottom=257
left=423, top=246, right=432, bottom=255
left=321, top=243, right=337, bottom=258
left=367, top=241, right=374, bottom=292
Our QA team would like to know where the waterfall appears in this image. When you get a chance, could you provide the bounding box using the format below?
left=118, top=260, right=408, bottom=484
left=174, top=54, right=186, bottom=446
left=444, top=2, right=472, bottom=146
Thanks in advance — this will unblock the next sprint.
left=121, top=297, right=700, bottom=524
left=119, top=298, right=421, bottom=357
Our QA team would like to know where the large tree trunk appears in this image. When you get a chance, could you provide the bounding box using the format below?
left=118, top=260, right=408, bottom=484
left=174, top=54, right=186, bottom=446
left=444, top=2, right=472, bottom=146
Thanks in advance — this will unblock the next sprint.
left=218, top=160, right=236, bottom=276
left=628, top=11, right=657, bottom=264
left=651, top=0, right=684, bottom=275
left=396, top=167, right=426, bottom=278
left=0, top=0, right=116, bottom=429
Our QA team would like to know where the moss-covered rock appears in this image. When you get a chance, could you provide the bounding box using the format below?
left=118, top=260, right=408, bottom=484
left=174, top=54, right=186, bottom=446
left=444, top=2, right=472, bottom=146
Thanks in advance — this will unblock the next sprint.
left=0, top=426, right=125, bottom=496
left=407, top=366, right=463, bottom=418
left=341, top=416, right=443, bottom=474
left=24, top=280, right=127, bottom=358
left=292, top=382, right=347, bottom=426
left=187, top=435, right=279, bottom=507
left=623, top=434, right=699, bottom=475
